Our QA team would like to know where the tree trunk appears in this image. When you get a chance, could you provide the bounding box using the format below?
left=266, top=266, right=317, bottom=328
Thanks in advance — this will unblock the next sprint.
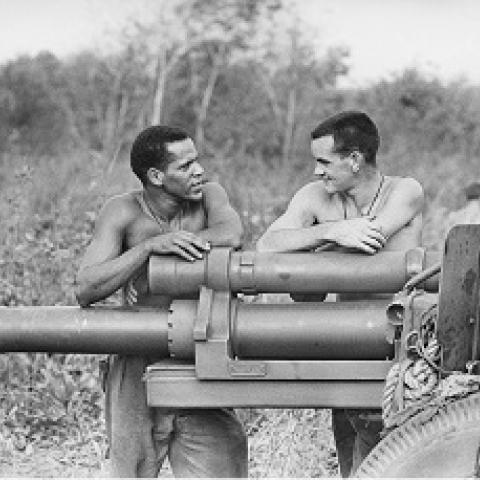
left=282, top=87, right=296, bottom=165
left=151, top=49, right=167, bottom=125
left=195, top=44, right=225, bottom=153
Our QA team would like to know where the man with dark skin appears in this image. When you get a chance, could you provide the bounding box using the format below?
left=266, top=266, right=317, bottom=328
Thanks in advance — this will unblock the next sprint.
left=257, top=111, right=424, bottom=476
left=75, top=126, right=247, bottom=478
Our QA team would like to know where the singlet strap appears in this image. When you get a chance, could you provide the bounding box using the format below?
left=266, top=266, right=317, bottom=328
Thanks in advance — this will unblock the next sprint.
left=135, top=191, right=157, bottom=222
left=134, top=191, right=183, bottom=231
left=340, top=194, right=348, bottom=220
left=123, top=191, right=160, bottom=306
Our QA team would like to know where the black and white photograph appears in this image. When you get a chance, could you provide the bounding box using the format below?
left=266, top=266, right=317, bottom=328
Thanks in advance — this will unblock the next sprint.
left=1, top=0, right=480, bottom=477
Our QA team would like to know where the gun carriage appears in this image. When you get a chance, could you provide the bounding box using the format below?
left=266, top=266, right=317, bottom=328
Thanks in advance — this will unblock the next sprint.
left=2, top=225, right=480, bottom=476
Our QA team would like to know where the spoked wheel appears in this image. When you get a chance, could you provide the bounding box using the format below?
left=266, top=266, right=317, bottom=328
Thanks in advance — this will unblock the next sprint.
left=356, top=392, right=480, bottom=477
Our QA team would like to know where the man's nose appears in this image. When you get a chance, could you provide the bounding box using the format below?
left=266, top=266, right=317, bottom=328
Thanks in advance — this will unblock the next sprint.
left=193, top=162, right=204, bottom=176
left=314, top=164, right=325, bottom=176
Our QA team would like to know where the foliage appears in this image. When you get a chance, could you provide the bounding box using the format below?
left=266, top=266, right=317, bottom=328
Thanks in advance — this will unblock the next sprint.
left=244, top=409, right=338, bottom=477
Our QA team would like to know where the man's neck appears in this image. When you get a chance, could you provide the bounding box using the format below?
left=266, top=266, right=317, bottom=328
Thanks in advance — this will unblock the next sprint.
left=347, top=168, right=384, bottom=215
left=143, top=186, right=183, bottom=222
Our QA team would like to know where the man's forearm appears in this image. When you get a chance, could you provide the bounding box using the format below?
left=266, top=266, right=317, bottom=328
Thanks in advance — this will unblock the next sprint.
left=198, top=224, right=243, bottom=249
left=75, top=242, right=151, bottom=306
left=257, top=224, right=332, bottom=252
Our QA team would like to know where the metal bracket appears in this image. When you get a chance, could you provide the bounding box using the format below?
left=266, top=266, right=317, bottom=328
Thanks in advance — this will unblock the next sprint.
left=194, top=286, right=213, bottom=341
left=237, top=251, right=257, bottom=295
left=406, top=247, right=426, bottom=283
left=437, top=225, right=480, bottom=371
left=206, top=247, right=231, bottom=291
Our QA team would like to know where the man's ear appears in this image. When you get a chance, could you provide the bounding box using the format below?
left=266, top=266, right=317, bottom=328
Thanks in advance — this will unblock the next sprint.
left=146, top=167, right=164, bottom=186
left=349, top=150, right=364, bottom=172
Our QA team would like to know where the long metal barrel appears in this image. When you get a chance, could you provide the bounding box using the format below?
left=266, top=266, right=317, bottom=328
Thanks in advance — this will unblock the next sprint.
left=0, top=301, right=392, bottom=360
left=232, top=300, right=392, bottom=360
left=168, top=299, right=392, bottom=360
left=0, top=306, right=169, bottom=355
left=149, top=249, right=440, bottom=296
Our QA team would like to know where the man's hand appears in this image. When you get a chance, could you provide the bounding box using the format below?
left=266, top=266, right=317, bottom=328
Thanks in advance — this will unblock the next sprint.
left=324, top=217, right=386, bottom=254
left=146, top=231, right=210, bottom=261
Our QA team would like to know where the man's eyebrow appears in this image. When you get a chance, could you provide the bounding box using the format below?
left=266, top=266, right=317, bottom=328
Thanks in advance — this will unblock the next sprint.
left=179, top=157, right=197, bottom=168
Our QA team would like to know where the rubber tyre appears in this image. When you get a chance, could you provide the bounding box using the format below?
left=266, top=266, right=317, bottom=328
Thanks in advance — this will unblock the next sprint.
left=356, top=392, right=480, bottom=477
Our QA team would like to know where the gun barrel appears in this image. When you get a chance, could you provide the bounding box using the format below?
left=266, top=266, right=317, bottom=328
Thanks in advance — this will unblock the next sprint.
left=149, top=250, right=440, bottom=296
left=0, top=306, right=169, bottom=355
left=0, top=301, right=392, bottom=360
left=232, top=300, right=392, bottom=360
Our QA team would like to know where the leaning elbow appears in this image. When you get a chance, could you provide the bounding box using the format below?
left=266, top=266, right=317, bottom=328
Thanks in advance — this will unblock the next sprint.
left=256, top=236, right=272, bottom=252
left=75, top=288, right=90, bottom=308
left=230, top=232, right=243, bottom=249
left=74, top=276, right=92, bottom=307
left=225, top=225, right=243, bottom=249
left=77, top=297, right=90, bottom=308
left=256, top=239, right=265, bottom=252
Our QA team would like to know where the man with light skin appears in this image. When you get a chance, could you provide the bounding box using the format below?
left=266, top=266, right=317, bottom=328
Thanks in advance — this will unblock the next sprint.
left=75, top=126, right=247, bottom=478
left=256, top=111, right=424, bottom=476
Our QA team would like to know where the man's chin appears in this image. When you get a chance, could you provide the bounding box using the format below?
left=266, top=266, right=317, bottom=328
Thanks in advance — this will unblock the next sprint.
left=323, top=182, right=339, bottom=194
left=188, top=191, right=203, bottom=201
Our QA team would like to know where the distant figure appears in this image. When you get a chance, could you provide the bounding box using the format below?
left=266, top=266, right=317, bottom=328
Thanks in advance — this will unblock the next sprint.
left=446, top=182, right=480, bottom=228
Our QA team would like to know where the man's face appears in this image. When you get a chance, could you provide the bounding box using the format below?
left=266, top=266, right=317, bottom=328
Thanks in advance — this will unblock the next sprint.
left=163, top=138, right=205, bottom=201
left=311, top=135, right=355, bottom=194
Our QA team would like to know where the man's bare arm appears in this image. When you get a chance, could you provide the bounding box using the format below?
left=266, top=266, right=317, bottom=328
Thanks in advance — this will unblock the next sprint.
left=75, top=197, right=152, bottom=306
left=257, top=185, right=386, bottom=253
left=198, top=182, right=243, bottom=248
left=75, top=197, right=210, bottom=306
left=370, top=177, right=424, bottom=243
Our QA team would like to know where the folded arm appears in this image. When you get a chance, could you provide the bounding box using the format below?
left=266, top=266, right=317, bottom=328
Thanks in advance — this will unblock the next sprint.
left=257, top=185, right=386, bottom=254
left=257, top=178, right=423, bottom=254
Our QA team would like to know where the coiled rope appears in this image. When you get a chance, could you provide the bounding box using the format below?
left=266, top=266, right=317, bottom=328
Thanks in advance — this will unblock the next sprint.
left=382, top=305, right=442, bottom=428
left=382, top=303, right=480, bottom=431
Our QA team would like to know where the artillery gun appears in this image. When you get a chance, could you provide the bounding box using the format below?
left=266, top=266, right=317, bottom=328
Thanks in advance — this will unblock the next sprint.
left=2, top=224, right=480, bottom=476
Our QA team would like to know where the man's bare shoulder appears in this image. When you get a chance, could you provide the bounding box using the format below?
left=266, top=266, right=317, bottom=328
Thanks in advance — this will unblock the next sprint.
left=293, top=181, right=330, bottom=203
left=200, top=181, right=237, bottom=212
left=96, top=191, right=143, bottom=228
left=388, top=176, right=424, bottom=195
left=385, top=176, right=424, bottom=207
left=269, top=181, right=333, bottom=228
left=201, top=181, right=228, bottom=198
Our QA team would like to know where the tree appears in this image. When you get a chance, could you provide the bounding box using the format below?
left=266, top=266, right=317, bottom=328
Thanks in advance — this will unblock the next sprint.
left=0, top=53, right=70, bottom=155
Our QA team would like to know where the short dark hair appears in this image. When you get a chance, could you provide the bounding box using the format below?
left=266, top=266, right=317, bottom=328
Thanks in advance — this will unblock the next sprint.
left=130, top=125, right=190, bottom=184
left=465, top=182, right=480, bottom=200
left=311, top=111, right=380, bottom=165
